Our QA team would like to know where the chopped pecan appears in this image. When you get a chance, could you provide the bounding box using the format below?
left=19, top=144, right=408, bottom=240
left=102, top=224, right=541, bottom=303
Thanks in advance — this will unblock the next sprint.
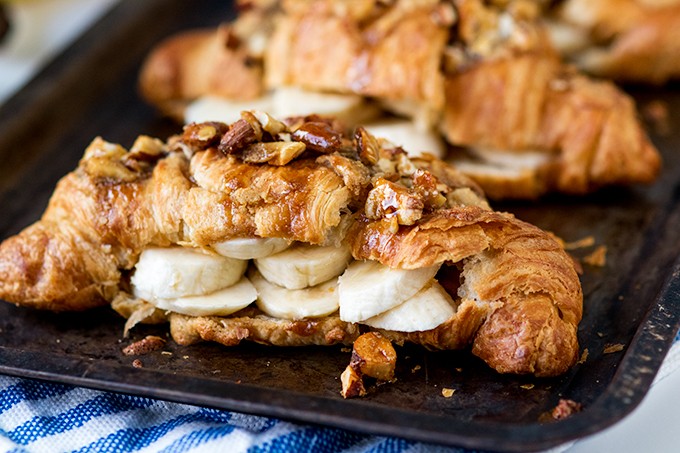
left=182, top=122, right=228, bottom=150
left=365, top=178, right=424, bottom=225
left=340, top=365, right=366, bottom=398
left=341, top=332, right=397, bottom=398
left=292, top=121, right=343, bottom=153
left=412, top=169, right=447, bottom=210
left=242, top=141, right=306, bottom=166
left=350, top=332, right=396, bottom=381
left=355, top=127, right=381, bottom=166
left=219, top=115, right=262, bottom=155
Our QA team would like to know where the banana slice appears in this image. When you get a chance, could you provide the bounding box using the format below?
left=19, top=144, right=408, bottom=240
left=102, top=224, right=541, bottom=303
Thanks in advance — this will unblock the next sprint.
left=212, top=237, right=291, bottom=260
left=364, top=119, right=446, bottom=158
left=184, top=95, right=274, bottom=124
left=362, top=281, right=457, bottom=332
left=271, top=87, right=378, bottom=124
left=132, top=247, right=247, bottom=300
left=250, top=270, right=339, bottom=320
left=254, top=243, right=352, bottom=290
left=152, top=277, right=257, bottom=317
left=338, top=260, right=440, bottom=322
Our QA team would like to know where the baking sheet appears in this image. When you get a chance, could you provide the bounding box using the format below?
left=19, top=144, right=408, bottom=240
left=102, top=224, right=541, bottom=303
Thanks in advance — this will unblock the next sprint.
left=1, top=1, right=680, bottom=451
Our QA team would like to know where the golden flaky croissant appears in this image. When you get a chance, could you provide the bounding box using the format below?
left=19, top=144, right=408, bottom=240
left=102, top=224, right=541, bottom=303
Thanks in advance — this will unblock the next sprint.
left=0, top=113, right=582, bottom=378
left=545, top=0, right=680, bottom=84
left=138, top=0, right=660, bottom=199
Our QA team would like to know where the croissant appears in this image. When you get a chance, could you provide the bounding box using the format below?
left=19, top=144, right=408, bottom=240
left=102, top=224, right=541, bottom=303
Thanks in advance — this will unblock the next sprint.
left=138, top=0, right=660, bottom=199
left=545, top=0, right=680, bottom=84
left=0, top=113, right=582, bottom=377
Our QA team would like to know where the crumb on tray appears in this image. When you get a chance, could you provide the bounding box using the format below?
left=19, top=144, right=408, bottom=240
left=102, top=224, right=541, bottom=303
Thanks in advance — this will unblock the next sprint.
left=122, top=335, right=166, bottom=356
left=551, top=399, right=582, bottom=420
left=603, top=343, right=625, bottom=354
left=441, top=388, right=456, bottom=398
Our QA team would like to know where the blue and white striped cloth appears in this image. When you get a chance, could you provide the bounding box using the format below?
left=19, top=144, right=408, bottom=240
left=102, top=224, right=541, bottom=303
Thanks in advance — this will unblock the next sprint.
left=0, top=377, right=459, bottom=453
left=1, top=338, right=679, bottom=453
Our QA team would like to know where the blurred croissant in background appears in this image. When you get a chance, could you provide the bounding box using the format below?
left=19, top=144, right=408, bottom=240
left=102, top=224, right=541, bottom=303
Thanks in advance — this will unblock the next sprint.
left=139, top=0, right=662, bottom=199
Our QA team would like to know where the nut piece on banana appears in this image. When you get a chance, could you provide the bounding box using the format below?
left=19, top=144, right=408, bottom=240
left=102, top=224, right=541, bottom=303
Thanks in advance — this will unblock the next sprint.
left=341, top=332, right=397, bottom=398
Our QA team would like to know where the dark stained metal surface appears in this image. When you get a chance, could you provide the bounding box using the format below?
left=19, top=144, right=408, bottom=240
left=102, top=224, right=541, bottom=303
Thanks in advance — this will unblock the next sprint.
left=1, top=1, right=680, bottom=451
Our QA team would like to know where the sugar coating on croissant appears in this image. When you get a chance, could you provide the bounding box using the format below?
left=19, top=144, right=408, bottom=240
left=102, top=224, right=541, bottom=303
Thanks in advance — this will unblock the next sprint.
left=138, top=0, right=660, bottom=199
left=0, top=112, right=582, bottom=377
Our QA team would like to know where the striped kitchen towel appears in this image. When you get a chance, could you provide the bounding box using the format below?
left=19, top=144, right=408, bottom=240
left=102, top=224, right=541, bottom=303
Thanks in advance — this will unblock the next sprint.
left=1, top=339, right=679, bottom=453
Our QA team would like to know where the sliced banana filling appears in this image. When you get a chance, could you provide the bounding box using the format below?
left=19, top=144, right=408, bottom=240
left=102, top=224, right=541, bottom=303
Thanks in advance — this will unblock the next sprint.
left=254, top=243, right=352, bottom=290
left=131, top=247, right=256, bottom=317
left=185, top=88, right=379, bottom=127
left=131, top=242, right=458, bottom=333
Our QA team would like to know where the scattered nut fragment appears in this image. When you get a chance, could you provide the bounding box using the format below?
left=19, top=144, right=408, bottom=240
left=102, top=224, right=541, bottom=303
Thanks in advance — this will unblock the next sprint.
left=603, top=343, right=625, bottom=354
left=341, top=332, right=397, bottom=398
left=341, top=365, right=367, bottom=398
left=441, top=388, right=456, bottom=398
left=578, top=348, right=589, bottom=364
left=520, top=383, right=535, bottom=390
left=351, top=332, right=397, bottom=381
left=122, top=335, right=166, bottom=356
left=551, top=399, right=582, bottom=420
left=132, top=359, right=143, bottom=368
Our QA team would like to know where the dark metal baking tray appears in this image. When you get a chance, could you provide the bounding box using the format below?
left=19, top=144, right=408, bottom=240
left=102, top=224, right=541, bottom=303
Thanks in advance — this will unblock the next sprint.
left=1, top=1, right=680, bottom=451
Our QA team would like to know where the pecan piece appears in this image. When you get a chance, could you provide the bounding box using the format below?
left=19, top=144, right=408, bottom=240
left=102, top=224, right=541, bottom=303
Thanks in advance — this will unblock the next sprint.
left=219, top=115, right=262, bottom=155
left=365, top=178, right=424, bottom=225
left=182, top=122, right=228, bottom=150
left=292, top=121, right=343, bottom=153
left=355, top=127, right=381, bottom=166
left=340, top=332, right=396, bottom=398
left=242, top=141, right=306, bottom=166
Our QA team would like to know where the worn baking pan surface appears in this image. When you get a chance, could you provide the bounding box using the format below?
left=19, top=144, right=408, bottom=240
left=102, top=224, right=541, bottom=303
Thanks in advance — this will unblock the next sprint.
left=1, top=1, right=680, bottom=451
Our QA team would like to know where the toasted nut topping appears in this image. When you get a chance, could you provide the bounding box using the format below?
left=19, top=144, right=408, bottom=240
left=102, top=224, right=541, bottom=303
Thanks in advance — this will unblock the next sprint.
left=412, top=170, right=447, bottom=210
left=183, top=122, right=228, bottom=150
left=219, top=119, right=258, bottom=155
left=252, top=110, right=287, bottom=135
left=355, top=127, right=380, bottom=166
left=366, top=178, right=424, bottom=225
left=126, top=136, right=166, bottom=163
left=292, top=121, right=343, bottom=153
left=242, top=141, right=306, bottom=166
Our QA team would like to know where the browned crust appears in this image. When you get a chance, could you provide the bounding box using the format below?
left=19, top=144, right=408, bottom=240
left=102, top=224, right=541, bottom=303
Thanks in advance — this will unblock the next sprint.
left=552, top=0, right=680, bottom=83
left=266, top=1, right=448, bottom=112
left=138, top=27, right=263, bottom=119
left=169, top=310, right=360, bottom=347
left=442, top=54, right=661, bottom=197
left=348, top=206, right=582, bottom=376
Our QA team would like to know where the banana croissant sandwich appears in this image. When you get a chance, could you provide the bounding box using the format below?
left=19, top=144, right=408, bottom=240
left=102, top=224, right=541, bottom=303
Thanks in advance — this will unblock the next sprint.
left=544, top=0, right=680, bottom=84
left=138, top=0, right=660, bottom=199
left=0, top=112, right=582, bottom=383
